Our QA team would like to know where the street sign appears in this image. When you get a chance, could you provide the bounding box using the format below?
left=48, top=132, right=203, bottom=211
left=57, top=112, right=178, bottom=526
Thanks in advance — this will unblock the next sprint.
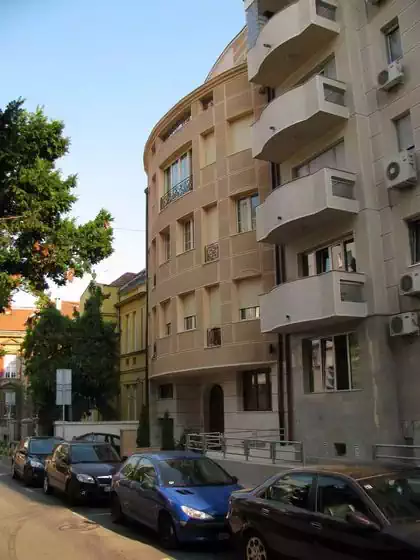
left=56, top=369, right=72, bottom=406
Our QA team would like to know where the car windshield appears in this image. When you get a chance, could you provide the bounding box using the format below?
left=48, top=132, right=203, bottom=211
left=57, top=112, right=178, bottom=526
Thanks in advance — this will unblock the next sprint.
left=70, top=444, right=120, bottom=464
left=159, top=457, right=235, bottom=487
left=361, top=470, right=420, bottom=522
left=29, top=439, right=62, bottom=455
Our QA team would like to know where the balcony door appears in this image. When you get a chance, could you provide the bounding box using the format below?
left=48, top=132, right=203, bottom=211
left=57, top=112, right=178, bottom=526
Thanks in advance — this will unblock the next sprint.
left=209, top=385, right=224, bottom=435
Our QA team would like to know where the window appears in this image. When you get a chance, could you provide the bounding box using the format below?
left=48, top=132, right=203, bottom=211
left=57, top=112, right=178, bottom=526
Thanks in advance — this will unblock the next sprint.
left=3, top=355, right=19, bottom=378
left=319, top=56, right=337, bottom=80
left=409, top=219, right=420, bottom=264
left=301, top=237, right=356, bottom=277
left=243, top=371, right=271, bottom=411
left=295, top=141, right=345, bottom=178
left=121, top=456, right=140, bottom=479
left=395, top=113, right=414, bottom=152
left=316, top=0, right=337, bottom=21
left=237, top=193, right=259, bottom=233
left=182, top=217, right=194, bottom=252
left=237, top=277, right=261, bottom=321
left=132, top=311, right=137, bottom=352
left=158, top=384, right=174, bottom=400
left=200, top=92, right=214, bottom=111
left=126, top=384, right=137, bottom=420
left=384, top=22, right=403, bottom=63
left=271, top=162, right=281, bottom=190
left=180, top=291, right=196, bottom=332
left=161, top=229, right=171, bottom=262
left=160, top=299, right=171, bottom=337
left=134, top=458, right=158, bottom=486
left=124, top=314, right=130, bottom=353
left=163, top=151, right=192, bottom=194
left=302, top=332, right=361, bottom=393
left=264, top=473, right=314, bottom=509
left=203, top=204, right=218, bottom=247
left=316, top=476, right=371, bottom=520
left=229, top=114, right=253, bottom=154
left=200, top=129, right=216, bottom=168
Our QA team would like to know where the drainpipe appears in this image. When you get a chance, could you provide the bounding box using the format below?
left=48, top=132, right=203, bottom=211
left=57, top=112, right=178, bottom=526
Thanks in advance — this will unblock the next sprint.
left=285, top=333, right=294, bottom=442
left=144, top=187, right=150, bottom=446
left=275, top=245, right=285, bottom=440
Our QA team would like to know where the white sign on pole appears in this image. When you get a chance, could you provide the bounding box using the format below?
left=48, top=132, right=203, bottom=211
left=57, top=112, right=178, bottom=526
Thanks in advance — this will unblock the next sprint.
left=56, top=369, right=72, bottom=406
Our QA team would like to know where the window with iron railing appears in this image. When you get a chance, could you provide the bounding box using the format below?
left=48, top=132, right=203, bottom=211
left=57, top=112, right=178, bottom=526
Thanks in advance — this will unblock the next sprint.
left=161, top=151, right=193, bottom=210
left=240, top=306, right=260, bottom=321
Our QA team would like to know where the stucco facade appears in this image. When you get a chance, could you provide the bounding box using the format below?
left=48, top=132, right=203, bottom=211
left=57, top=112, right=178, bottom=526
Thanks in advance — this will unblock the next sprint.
left=144, top=29, right=281, bottom=445
left=246, top=0, right=420, bottom=460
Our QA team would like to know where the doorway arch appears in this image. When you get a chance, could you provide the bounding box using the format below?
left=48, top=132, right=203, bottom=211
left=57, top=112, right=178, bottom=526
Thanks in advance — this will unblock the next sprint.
left=208, top=384, right=224, bottom=434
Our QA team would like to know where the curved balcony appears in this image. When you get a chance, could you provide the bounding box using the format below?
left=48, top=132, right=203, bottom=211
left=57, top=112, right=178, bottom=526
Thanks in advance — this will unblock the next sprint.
left=260, top=271, right=368, bottom=334
left=256, top=168, right=359, bottom=244
left=248, top=0, right=340, bottom=86
left=252, top=75, right=349, bottom=162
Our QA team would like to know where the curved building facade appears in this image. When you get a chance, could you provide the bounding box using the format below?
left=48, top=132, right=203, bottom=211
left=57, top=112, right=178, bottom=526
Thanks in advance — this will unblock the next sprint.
left=144, top=29, right=279, bottom=443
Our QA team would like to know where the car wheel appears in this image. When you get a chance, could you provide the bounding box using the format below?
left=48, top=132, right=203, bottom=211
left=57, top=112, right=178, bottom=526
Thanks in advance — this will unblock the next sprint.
left=23, top=467, right=33, bottom=487
left=158, top=512, right=178, bottom=550
left=244, top=532, right=269, bottom=560
left=111, top=494, right=124, bottom=524
left=43, top=474, right=53, bottom=495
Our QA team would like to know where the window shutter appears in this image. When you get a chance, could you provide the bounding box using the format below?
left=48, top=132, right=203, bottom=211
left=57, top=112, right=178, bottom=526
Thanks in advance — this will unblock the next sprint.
left=201, top=131, right=216, bottom=167
left=183, top=292, right=196, bottom=317
left=238, top=277, right=261, bottom=309
left=208, top=286, right=221, bottom=326
left=205, top=205, right=218, bottom=244
left=230, top=114, right=253, bottom=154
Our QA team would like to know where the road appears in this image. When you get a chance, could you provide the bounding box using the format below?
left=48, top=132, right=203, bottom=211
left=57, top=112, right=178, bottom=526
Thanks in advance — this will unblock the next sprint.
left=0, top=460, right=235, bottom=560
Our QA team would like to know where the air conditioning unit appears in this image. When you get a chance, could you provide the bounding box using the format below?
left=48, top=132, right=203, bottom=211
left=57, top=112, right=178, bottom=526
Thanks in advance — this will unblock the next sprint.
left=384, top=150, right=417, bottom=189
left=389, top=313, right=419, bottom=337
left=378, top=61, right=404, bottom=91
left=400, top=268, right=420, bottom=296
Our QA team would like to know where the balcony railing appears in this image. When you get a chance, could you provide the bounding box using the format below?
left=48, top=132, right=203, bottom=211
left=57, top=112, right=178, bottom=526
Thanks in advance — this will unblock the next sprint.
left=207, top=327, right=222, bottom=348
left=204, top=242, right=219, bottom=263
left=160, top=176, right=193, bottom=211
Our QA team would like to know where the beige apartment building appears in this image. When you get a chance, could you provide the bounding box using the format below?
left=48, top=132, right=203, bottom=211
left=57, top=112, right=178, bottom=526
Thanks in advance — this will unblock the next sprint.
left=245, top=0, right=420, bottom=460
left=144, top=30, right=281, bottom=445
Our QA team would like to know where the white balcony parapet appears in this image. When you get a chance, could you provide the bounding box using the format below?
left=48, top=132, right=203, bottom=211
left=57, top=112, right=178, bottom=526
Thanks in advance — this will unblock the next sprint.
left=260, top=271, right=367, bottom=334
left=256, top=168, right=358, bottom=244
left=252, top=74, right=348, bottom=162
left=248, top=0, right=340, bottom=86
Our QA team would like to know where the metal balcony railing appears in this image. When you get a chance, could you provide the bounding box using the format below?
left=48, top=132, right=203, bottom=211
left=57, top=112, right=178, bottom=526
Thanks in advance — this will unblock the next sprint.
left=160, top=176, right=193, bottom=211
left=204, top=242, right=219, bottom=263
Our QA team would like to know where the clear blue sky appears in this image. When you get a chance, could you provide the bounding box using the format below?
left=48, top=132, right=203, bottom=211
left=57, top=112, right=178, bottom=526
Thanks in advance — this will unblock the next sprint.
left=0, top=0, right=244, bottom=304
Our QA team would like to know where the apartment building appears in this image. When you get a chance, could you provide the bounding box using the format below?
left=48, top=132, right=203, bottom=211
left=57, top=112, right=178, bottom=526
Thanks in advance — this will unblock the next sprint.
left=245, top=0, right=420, bottom=460
left=144, top=30, right=281, bottom=445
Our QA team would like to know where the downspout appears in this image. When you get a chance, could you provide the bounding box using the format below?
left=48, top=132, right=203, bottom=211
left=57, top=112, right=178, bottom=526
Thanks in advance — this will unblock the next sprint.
left=144, top=187, right=150, bottom=446
left=275, top=245, right=285, bottom=441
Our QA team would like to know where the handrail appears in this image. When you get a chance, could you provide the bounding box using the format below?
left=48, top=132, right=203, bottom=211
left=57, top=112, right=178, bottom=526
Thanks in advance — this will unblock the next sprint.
left=160, top=176, right=193, bottom=211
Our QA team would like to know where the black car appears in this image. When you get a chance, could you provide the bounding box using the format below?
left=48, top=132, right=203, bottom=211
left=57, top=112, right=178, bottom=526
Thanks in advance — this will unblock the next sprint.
left=73, top=432, right=121, bottom=456
left=12, top=436, right=63, bottom=486
left=228, top=465, right=420, bottom=560
left=44, top=441, right=121, bottom=505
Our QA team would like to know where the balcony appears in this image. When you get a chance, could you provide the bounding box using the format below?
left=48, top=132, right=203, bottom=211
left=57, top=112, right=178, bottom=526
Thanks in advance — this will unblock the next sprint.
left=252, top=75, right=349, bottom=162
left=248, top=0, right=340, bottom=87
left=256, top=168, right=359, bottom=245
left=260, top=271, right=368, bottom=334
left=160, top=176, right=193, bottom=211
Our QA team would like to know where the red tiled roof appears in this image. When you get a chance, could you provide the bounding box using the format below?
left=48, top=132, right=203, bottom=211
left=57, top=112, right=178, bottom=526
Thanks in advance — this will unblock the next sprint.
left=0, top=301, right=80, bottom=331
left=109, top=272, right=137, bottom=287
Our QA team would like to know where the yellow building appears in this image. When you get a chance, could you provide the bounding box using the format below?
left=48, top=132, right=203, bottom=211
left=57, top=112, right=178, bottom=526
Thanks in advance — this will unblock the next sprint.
left=117, top=271, right=147, bottom=421
left=79, top=273, right=139, bottom=320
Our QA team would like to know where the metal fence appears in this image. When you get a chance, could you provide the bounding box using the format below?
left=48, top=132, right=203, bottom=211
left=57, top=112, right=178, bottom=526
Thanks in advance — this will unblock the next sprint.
left=186, top=432, right=305, bottom=466
left=373, top=444, right=420, bottom=464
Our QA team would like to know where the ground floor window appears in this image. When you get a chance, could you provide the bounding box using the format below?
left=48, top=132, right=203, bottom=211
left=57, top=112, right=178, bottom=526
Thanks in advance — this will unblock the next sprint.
left=158, top=383, right=174, bottom=400
left=302, top=333, right=361, bottom=393
left=243, top=371, right=272, bottom=411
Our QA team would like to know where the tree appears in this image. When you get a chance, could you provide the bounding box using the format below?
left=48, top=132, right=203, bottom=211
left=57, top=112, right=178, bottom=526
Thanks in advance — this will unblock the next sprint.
left=0, top=99, right=113, bottom=311
left=71, top=283, right=119, bottom=420
left=22, top=303, right=73, bottom=433
left=22, top=284, right=119, bottom=432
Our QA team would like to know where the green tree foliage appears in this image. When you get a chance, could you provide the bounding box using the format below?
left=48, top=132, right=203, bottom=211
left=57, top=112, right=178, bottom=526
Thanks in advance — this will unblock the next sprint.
left=22, top=284, right=119, bottom=433
left=0, top=99, right=114, bottom=311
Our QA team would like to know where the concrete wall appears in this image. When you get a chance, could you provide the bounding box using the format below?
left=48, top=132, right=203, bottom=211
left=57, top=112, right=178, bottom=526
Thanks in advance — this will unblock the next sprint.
left=54, top=421, right=139, bottom=441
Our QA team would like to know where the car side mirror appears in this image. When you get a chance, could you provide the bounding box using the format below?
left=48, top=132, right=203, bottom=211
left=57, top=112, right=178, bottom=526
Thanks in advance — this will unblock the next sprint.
left=231, top=476, right=239, bottom=484
left=346, top=512, right=380, bottom=532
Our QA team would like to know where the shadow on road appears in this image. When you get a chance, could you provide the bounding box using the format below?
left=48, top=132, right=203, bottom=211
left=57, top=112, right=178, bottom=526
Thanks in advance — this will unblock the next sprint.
left=0, top=465, right=235, bottom=560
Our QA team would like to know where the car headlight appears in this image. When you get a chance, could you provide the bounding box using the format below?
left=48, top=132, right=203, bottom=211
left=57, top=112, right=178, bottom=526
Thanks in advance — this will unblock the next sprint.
left=29, top=459, right=43, bottom=469
left=76, top=473, right=95, bottom=484
left=180, top=505, right=214, bottom=520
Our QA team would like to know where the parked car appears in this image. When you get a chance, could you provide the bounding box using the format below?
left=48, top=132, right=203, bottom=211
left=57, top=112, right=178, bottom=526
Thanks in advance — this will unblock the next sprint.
left=43, top=441, right=121, bottom=505
left=111, top=450, right=242, bottom=549
left=228, top=464, right=420, bottom=560
left=12, top=436, right=63, bottom=486
left=73, top=432, right=121, bottom=456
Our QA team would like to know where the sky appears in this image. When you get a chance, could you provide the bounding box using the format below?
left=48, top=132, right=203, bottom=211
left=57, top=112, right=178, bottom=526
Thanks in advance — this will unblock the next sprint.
left=0, top=0, right=244, bottom=306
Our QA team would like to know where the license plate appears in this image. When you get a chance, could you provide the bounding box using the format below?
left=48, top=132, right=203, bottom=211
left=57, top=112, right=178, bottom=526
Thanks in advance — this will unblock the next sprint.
left=218, top=533, right=230, bottom=541
left=103, top=486, right=111, bottom=493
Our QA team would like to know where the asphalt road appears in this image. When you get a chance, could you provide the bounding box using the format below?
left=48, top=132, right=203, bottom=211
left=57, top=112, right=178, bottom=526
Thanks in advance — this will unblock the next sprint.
left=0, top=460, right=235, bottom=560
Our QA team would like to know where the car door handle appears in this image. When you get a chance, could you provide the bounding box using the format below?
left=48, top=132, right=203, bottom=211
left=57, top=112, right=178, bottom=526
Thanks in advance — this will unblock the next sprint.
left=261, top=508, right=270, bottom=516
left=310, top=521, right=323, bottom=530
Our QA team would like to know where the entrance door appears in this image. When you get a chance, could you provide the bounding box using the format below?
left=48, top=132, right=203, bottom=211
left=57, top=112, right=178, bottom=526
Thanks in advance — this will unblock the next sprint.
left=209, top=385, right=224, bottom=434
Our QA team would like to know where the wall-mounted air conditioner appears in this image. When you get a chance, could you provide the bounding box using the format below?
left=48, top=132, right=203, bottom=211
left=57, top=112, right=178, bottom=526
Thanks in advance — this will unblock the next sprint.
left=378, top=61, right=404, bottom=92
left=400, top=268, right=420, bottom=297
left=389, top=312, right=419, bottom=337
left=384, top=150, right=417, bottom=189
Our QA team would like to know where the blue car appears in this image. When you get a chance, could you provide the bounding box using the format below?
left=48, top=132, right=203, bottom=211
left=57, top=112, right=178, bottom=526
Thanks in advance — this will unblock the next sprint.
left=111, top=450, right=242, bottom=548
